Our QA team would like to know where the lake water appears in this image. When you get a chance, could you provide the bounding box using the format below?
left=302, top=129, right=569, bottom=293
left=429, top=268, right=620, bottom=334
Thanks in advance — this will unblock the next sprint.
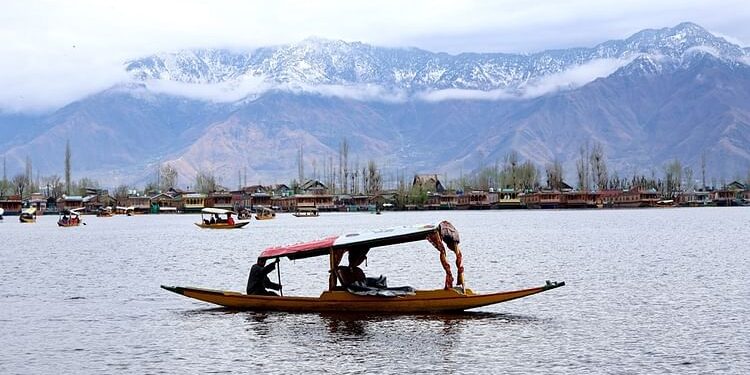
left=2, top=208, right=748, bottom=374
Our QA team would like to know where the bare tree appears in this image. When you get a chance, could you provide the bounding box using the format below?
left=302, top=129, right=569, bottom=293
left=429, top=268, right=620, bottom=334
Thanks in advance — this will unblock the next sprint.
left=589, top=142, right=608, bottom=191
left=664, top=159, right=683, bottom=197
left=545, top=159, right=564, bottom=190
left=517, top=161, right=539, bottom=190
left=576, top=143, right=590, bottom=191
left=500, top=151, right=520, bottom=189
left=113, top=184, right=131, bottom=202
left=12, top=174, right=28, bottom=198
left=0, top=156, right=9, bottom=197
left=700, top=151, right=707, bottom=190
left=75, top=177, right=100, bottom=195
left=366, top=160, right=382, bottom=194
left=683, top=166, right=695, bottom=192
left=339, top=139, right=350, bottom=194
left=297, top=144, right=304, bottom=184
left=194, top=170, right=218, bottom=193
left=159, top=163, right=178, bottom=191
left=42, top=175, right=64, bottom=199
left=25, top=156, right=37, bottom=194
left=65, top=139, right=72, bottom=195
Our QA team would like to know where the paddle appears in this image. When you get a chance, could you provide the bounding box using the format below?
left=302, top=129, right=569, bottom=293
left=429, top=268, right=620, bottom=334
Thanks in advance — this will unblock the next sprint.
left=276, top=258, right=283, bottom=297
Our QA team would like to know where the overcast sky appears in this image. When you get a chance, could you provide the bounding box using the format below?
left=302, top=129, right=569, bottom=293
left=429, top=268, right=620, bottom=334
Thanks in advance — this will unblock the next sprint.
left=2, top=0, right=749, bottom=112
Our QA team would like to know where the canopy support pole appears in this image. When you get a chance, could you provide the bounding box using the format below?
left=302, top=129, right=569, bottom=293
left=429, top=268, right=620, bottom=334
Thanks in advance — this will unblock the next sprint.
left=277, top=260, right=283, bottom=296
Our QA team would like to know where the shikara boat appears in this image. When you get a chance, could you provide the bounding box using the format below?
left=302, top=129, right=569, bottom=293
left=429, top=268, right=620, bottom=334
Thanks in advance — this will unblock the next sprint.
left=96, top=206, right=113, bottom=217
left=19, top=207, right=37, bottom=223
left=0, top=207, right=4, bottom=220
left=162, top=221, right=565, bottom=313
left=58, top=208, right=83, bottom=227
left=255, top=207, right=276, bottom=220
left=293, top=206, right=319, bottom=217
left=195, top=208, right=250, bottom=229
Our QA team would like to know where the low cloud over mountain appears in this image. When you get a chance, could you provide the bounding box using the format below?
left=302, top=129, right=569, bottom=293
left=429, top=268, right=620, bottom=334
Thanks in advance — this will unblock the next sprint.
left=2, top=22, right=749, bottom=187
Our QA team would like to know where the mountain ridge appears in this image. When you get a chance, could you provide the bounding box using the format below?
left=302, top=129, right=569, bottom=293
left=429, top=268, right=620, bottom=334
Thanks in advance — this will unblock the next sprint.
left=125, top=22, right=748, bottom=95
left=2, top=22, right=749, bottom=188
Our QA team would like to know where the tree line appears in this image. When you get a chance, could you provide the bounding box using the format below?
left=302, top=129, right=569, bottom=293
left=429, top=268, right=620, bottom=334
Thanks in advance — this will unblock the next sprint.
left=2, top=139, right=749, bottom=201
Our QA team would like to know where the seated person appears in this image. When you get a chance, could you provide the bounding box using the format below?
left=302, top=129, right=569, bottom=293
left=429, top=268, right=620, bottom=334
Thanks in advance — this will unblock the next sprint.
left=246, top=259, right=281, bottom=296
left=336, top=266, right=388, bottom=292
left=336, top=265, right=367, bottom=288
left=226, top=214, right=235, bottom=226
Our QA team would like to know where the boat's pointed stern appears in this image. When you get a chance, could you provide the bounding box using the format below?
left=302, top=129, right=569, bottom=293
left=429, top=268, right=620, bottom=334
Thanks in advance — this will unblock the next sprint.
left=160, top=285, right=187, bottom=295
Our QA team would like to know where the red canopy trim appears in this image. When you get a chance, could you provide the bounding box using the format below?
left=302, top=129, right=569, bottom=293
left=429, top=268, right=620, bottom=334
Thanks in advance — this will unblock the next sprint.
left=258, top=236, right=338, bottom=261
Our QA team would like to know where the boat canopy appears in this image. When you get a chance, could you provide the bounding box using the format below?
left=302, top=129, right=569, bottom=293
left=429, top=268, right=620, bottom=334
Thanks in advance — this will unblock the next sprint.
left=22, top=207, right=37, bottom=215
left=201, top=207, right=236, bottom=215
left=259, top=221, right=465, bottom=290
left=60, top=209, right=81, bottom=217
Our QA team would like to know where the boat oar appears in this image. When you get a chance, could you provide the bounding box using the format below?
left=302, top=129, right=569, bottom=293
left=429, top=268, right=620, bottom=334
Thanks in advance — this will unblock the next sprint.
left=276, top=259, right=283, bottom=296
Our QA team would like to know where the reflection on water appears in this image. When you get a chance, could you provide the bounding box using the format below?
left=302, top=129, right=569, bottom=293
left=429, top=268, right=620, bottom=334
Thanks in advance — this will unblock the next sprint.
left=1, top=209, right=749, bottom=374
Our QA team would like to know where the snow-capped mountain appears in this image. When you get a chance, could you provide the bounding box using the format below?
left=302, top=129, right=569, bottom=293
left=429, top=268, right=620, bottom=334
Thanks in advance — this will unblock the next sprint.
left=126, top=22, right=748, bottom=95
left=2, top=22, right=750, bottom=187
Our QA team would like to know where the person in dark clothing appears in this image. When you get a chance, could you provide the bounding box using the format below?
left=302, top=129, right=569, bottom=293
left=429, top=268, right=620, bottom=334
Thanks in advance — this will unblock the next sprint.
left=246, top=259, right=281, bottom=296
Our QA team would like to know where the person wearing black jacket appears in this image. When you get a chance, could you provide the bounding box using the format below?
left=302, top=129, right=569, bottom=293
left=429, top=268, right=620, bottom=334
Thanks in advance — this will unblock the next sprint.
left=246, top=259, right=281, bottom=296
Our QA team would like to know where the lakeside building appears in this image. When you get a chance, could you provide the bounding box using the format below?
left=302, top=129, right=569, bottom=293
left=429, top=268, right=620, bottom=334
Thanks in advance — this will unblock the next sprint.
left=148, top=193, right=176, bottom=213
left=29, top=193, right=48, bottom=215
left=0, top=195, right=23, bottom=214
left=676, top=190, right=712, bottom=206
left=713, top=181, right=746, bottom=206
left=123, top=195, right=151, bottom=213
left=206, top=191, right=233, bottom=210
left=83, top=193, right=117, bottom=213
left=180, top=193, right=206, bottom=212
left=58, top=195, right=84, bottom=211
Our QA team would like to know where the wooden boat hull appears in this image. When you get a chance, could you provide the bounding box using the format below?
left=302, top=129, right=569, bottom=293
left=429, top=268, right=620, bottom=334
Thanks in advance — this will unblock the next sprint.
left=19, top=216, right=35, bottom=223
left=58, top=221, right=80, bottom=227
left=194, top=221, right=250, bottom=229
left=160, top=281, right=565, bottom=313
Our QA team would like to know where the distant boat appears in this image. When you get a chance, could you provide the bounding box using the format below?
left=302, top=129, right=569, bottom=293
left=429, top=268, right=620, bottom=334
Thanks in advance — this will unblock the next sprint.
left=293, top=206, right=319, bottom=217
left=58, top=208, right=83, bottom=227
left=255, top=207, right=276, bottom=220
left=195, top=208, right=250, bottom=229
left=19, top=207, right=37, bottom=223
left=0, top=207, right=4, bottom=220
left=96, top=206, right=113, bottom=217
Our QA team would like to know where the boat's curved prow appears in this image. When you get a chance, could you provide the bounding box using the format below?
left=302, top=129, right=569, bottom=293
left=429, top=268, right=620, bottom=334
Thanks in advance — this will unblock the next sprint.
left=161, top=285, right=187, bottom=295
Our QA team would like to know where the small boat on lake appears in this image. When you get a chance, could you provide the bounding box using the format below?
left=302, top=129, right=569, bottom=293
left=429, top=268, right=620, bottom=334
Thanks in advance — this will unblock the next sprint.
left=293, top=206, right=319, bottom=217
left=19, top=207, right=37, bottom=223
left=96, top=206, right=113, bottom=217
left=255, top=207, right=275, bottom=220
left=58, top=208, right=83, bottom=227
left=195, top=208, right=250, bottom=229
left=162, top=221, right=565, bottom=313
left=0, top=207, right=4, bottom=220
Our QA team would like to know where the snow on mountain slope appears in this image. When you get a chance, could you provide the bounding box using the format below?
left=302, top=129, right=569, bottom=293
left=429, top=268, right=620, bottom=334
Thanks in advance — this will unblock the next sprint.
left=125, top=22, right=748, bottom=101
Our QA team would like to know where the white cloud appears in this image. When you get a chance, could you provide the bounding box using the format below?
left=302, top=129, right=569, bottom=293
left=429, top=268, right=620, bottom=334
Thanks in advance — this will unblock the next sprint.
left=142, top=75, right=270, bottom=103
left=683, top=46, right=722, bottom=59
left=1, top=0, right=749, bottom=111
left=289, top=83, right=408, bottom=103
left=137, top=77, right=408, bottom=104
left=521, top=58, right=633, bottom=98
left=416, top=58, right=632, bottom=102
left=416, top=88, right=515, bottom=102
